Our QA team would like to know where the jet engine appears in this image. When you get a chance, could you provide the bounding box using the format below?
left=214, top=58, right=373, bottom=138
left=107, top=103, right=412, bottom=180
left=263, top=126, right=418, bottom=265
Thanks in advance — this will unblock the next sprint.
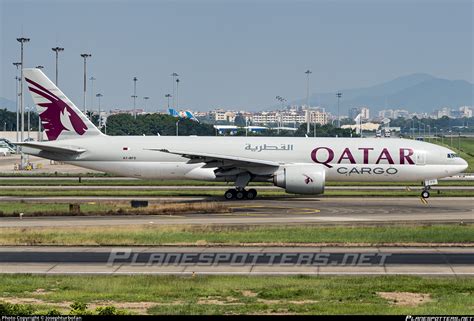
left=273, top=164, right=326, bottom=194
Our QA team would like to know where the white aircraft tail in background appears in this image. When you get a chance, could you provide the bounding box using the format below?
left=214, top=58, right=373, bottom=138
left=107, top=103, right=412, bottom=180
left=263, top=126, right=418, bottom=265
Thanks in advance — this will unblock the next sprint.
left=169, top=108, right=199, bottom=122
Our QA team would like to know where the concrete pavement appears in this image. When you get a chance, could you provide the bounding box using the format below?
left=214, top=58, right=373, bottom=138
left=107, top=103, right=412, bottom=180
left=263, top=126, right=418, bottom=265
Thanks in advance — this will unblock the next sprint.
left=0, top=246, right=472, bottom=276
left=0, top=197, right=472, bottom=227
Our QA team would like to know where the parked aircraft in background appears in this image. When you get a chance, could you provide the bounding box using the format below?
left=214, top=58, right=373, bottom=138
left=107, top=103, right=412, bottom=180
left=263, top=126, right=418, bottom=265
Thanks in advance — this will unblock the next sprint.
left=17, top=68, right=468, bottom=200
left=168, top=108, right=199, bottom=122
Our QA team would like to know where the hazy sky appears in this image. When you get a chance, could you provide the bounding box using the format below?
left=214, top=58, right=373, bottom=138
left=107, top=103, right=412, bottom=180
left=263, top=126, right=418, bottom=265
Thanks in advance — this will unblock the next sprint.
left=1, top=0, right=472, bottom=112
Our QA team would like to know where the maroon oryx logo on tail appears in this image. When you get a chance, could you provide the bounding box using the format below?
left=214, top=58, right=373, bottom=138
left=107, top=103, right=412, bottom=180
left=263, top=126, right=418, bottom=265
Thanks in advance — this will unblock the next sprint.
left=303, top=174, right=314, bottom=184
left=26, top=77, right=87, bottom=141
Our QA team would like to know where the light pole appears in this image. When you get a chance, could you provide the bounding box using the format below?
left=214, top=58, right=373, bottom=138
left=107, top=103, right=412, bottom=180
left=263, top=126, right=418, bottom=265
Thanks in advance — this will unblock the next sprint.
left=132, top=77, right=138, bottom=118
left=37, top=109, right=42, bottom=141
left=143, top=96, right=150, bottom=113
left=176, top=78, right=180, bottom=109
left=96, top=93, right=103, bottom=128
left=13, top=62, right=21, bottom=147
left=26, top=106, right=31, bottom=140
left=165, top=94, right=172, bottom=109
left=51, top=47, right=64, bottom=85
left=80, top=53, right=91, bottom=115
left=17, top=37, right=30, bottom=168
left=170, top=73, right=179, bottom=108
left=89, top=76, right=96, bottom=113
left=276, top=96, right=286, bottom=135
left=305, top=69, right=312, bottom=134
left=458, top=132, right=461, bottom=151
left=176, top=119, right=180, bottom=136
left=281, top=98, right=286, bottom=132
left=336, top=92, right=342, bottom=128
left=245, top=117, right=249, bottom=137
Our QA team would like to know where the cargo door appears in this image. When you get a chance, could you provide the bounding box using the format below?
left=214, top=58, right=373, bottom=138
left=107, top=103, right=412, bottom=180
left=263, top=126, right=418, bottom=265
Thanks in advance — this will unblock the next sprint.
left=415, top=151, right=426, bottom=165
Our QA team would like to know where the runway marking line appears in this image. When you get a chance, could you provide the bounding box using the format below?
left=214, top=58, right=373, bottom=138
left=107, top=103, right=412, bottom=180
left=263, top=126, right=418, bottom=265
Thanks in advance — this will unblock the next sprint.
left=236, top=214, right=271, bottom=217
left=291, top=208, right=321, bottom=215
left=229, top=205, right=320, bottom=215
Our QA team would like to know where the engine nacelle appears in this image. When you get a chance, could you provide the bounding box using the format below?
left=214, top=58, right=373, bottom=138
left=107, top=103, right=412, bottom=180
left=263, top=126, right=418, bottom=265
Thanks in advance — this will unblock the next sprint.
left=273, top=164, right=326, bottom=195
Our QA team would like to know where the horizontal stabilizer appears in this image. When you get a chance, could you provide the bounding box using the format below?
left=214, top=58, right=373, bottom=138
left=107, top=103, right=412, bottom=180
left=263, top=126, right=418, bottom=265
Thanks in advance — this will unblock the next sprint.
left=16, top=142, right=86, bottom=154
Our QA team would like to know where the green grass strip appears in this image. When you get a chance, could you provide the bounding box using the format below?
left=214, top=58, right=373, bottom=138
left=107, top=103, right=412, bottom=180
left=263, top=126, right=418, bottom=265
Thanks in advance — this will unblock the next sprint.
left=0, top=275, right=472, bottom=314
left=0, top=224, right=472, bottom=246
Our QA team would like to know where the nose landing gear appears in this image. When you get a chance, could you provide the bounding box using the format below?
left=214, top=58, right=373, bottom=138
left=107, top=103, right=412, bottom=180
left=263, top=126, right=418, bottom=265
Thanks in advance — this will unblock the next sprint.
left=421, top=179, right=437, bottom=199
left=419, top=179, right=438, bottom=204
left=421, top=189, right=430, bottom=199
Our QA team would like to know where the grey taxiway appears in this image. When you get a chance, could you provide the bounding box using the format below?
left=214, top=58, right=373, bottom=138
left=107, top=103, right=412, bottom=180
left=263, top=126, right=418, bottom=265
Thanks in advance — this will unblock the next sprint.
left=0, top=246, right=472, bottom=276
left=0, top=197, right=472, bottom=227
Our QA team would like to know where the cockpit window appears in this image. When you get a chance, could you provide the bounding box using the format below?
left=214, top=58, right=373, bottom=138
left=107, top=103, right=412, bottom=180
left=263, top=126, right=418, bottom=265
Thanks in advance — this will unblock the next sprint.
left=447, top=153, right=460, bottom=158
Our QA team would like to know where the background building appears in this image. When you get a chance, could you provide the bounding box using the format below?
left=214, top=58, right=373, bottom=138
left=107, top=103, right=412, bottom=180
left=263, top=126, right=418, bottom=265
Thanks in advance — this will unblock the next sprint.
left=210, top=109, right=237, bottom=123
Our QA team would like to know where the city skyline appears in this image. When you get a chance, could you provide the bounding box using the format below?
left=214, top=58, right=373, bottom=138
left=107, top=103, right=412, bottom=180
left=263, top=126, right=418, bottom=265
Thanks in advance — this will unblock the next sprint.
left=1, top=0, right=472, bottom=112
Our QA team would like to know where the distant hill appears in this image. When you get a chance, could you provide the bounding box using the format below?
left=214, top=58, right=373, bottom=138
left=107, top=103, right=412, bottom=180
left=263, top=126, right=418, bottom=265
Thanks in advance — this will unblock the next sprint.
left=290, top=73, right=474, bottom=115
left=0, top=97, right=16, bottom=111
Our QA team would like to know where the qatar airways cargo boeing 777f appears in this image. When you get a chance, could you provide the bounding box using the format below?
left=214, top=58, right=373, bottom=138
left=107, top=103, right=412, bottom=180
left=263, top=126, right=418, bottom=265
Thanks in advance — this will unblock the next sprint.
left=18, top=68, right=468, bottom=200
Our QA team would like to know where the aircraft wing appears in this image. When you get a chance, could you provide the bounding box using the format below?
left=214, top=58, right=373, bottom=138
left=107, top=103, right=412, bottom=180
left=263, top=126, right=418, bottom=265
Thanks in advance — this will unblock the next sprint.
left=146, top=148, right=280, bottom=169
left=16, top=142, right=86, bottom=154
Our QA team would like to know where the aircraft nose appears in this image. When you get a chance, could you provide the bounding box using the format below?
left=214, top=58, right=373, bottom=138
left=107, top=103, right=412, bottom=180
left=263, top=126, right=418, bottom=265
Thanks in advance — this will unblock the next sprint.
left=460, top=157, right=468, bottom=171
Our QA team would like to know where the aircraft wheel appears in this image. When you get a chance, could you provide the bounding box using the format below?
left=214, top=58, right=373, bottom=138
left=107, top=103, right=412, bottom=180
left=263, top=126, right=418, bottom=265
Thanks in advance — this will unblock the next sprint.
left=246, top=188, right=257, bottom=200
left=421, top=190, right=430, bottom=199
left=235, top=190, right=245, bottom=200
left=224, top=189, right=236, bottom=200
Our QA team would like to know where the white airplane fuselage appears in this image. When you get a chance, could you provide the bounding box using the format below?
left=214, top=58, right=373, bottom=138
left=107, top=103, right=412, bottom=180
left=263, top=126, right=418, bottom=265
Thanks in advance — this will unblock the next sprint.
left=20, top=68, right=468, bottom=198
left=24, top=135, right=468, bottom=182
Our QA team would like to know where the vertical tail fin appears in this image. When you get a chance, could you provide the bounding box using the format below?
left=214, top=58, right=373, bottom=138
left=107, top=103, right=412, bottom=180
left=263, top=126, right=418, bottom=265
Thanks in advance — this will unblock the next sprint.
left=185, top=111, right=199, bottom=122
left=23, top=68, right=103, bottom=141
left=168, top=108, right=179, bottom=117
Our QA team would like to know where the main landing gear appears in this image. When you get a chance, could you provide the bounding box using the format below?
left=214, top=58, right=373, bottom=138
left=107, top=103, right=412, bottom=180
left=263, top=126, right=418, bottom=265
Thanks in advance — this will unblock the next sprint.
left=224, top=172, right=256, bottom=200
left=224, top=188, right=257, bottom=200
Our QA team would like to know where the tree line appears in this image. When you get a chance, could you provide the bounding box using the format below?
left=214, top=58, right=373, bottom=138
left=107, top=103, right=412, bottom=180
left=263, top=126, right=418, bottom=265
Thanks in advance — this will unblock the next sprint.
left=104, top=113, right=356, bottom=137
left=3, top=107, right=470, bottom=138
left=0, top=108, right=39, bottom=131
left=0, top=108, right=357, bottom=137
